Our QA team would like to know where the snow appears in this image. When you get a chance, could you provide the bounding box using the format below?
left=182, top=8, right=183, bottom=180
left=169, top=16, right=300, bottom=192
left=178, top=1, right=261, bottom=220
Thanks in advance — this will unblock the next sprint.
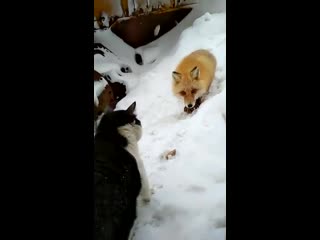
left=154, top=25, right=161, bottom=37
left=139, top=46, right=161, bottom=65
left=94, top=79, right=108, bottom=106
left=111, top=12, right=226, bottom=240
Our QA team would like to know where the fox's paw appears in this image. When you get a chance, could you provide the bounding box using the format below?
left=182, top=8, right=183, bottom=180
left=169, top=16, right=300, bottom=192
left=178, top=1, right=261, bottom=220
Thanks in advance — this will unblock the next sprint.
left=184, top=106, right=194, bottom=114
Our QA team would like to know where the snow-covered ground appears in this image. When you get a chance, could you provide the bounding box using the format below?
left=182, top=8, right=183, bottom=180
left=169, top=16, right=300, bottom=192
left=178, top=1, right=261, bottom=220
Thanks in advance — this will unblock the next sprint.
left=95, top=11, right=226, bottom=240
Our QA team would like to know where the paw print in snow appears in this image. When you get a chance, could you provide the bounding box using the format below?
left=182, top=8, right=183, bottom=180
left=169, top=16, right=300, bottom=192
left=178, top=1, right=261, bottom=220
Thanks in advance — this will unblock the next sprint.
left=176, top=129, right=186, bottom=137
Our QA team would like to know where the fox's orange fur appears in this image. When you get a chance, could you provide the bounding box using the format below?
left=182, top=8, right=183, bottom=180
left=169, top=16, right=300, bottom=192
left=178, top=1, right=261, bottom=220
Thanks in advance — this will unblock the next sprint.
left=172, top=49, right=217, bottom=110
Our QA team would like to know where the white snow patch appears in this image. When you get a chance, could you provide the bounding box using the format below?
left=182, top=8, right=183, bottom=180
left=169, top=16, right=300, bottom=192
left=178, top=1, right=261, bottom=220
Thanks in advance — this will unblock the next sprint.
left=94, top=78, right=108, bottom=106
left=154, top=25, right=161, bottom=37
left=140, top=46, right=161, bottom=64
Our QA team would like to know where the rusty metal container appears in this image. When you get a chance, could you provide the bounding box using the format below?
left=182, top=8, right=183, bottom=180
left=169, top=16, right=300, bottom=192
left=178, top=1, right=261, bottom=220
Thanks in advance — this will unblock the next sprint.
left=94, top=0, right=197, bottom=48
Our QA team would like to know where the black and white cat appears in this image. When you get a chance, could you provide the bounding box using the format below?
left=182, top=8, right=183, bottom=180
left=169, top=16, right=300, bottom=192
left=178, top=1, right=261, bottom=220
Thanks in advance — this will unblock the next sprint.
left=94, top=102, right=151, bottom=240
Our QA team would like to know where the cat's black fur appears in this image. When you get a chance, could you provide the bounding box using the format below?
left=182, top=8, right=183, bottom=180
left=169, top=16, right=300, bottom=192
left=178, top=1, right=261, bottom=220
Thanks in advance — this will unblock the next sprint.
left=94, top=102, right=142, bottom=240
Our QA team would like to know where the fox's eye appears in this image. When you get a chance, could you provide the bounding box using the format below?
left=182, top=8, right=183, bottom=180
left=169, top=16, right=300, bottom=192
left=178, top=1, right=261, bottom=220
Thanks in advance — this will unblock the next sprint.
left=180, top=91, right=186, bottom=96
left=191, top=89, right=197, bottom=94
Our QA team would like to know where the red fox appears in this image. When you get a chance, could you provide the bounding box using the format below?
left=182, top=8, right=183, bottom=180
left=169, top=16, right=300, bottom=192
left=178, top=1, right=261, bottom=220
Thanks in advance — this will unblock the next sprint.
left=172, top=49, right=217, bottom=112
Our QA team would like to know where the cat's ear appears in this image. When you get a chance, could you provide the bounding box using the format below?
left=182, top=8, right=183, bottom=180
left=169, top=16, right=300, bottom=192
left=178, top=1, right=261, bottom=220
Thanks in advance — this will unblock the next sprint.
left=126, top=101, right=136, bottom=115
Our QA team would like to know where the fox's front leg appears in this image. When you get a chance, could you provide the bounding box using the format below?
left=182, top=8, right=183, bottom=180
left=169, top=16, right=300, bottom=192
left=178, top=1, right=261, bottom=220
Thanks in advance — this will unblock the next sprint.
left=194, top=97, right=203, bottom=109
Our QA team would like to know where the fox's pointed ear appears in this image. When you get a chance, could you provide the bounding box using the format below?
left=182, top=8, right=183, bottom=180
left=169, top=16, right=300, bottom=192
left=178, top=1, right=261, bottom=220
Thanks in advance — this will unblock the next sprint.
left=190, top=66, right=200, bottom=80
left=172, top=71, right=182, bottom=82
left=126, top=101, right=136, bottom=115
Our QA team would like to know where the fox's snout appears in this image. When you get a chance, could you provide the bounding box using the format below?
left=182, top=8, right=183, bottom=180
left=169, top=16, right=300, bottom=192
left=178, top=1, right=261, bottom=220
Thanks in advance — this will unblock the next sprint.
left=186, top=103, right=194, bottom=108
left=184, top=96, right=196, bottom=109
